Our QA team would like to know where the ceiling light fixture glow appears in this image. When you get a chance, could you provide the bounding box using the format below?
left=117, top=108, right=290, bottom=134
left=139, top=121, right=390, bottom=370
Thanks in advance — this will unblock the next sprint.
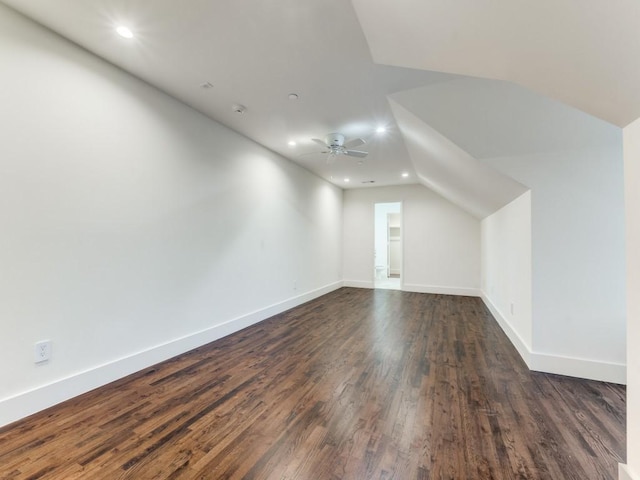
left=116, top=25, right=134, bottom=39
left=376, top=126, right=386, bottom=134
left=344, top=178, right=350, bottom=183
left=288, top=141, right=296, bottom=146
left=402, top=172, right=409, bottom=178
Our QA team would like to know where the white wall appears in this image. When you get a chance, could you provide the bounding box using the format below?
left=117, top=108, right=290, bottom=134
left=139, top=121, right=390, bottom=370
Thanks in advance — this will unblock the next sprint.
left=486, top=141, right=626, bottom=383
left=343, top=184, right=480, bottom=295
left=621, top=117, right=640, bottom=480
left=481, top=191, right=532, bottom=364
left=0, top=5, right=343, bottom=426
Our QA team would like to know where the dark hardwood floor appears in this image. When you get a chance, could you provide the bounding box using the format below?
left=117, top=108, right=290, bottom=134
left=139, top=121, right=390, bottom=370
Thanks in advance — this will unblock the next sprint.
left=0, top=288, right=626, bottom=479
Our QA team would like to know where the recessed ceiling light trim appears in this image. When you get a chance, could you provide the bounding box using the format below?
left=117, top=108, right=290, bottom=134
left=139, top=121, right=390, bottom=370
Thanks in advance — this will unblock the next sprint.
left=116, top=25, right=134, bottom=39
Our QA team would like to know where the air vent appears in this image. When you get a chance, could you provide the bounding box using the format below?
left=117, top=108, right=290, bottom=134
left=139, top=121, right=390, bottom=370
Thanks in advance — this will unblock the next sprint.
left=362, top=180, right=376, bottom=184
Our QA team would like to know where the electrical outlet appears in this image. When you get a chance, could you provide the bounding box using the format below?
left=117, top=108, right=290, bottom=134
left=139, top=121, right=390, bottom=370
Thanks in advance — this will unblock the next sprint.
left=34, top=340, right=51, bottom=363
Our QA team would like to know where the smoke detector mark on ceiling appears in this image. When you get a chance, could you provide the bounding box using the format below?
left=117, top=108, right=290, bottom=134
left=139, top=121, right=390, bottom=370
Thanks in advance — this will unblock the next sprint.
left=200, top=82, right=213, bottom=89
left=232, top=104, right=247, bottom=114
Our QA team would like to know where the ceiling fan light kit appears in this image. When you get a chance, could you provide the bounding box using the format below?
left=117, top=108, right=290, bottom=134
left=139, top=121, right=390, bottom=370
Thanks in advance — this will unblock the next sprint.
left=309, top=133, right=368, bottom=164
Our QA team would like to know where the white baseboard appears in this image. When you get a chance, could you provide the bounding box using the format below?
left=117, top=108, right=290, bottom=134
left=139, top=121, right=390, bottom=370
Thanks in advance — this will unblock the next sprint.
left=481, top=292, right=626, bottom=385
left=344, top=280, right=480, bottom=297
left=342, top=279, right=375, bottom=289
left=0, top=281, right=343, bottom=428
left=531, top=352, right=626, bottom=385
left=403, top=283, right=481, bottom=297
left=481, top=293, right=532, bottom=367
left=620, top=464, right=639, bottom=480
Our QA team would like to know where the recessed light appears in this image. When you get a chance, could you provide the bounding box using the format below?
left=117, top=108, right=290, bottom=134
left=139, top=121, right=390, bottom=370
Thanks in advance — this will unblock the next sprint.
left=288, top=141, right=296, bottom=147
left=376, top=126, right=386, bottom=134
left=402, top=172, right=409, bottom=178
left=116, top=25, right=134, bottom=39
left=344, top=178, right=350, bottom=183
left=288, top=93, right=299, bottom=100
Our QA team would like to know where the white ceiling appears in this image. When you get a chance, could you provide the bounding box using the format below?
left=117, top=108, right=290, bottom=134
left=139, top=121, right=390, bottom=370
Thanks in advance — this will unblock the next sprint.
left=1, top=0, right=459, bottom=189
left=2, top=0, right=634, bottom=217
left=389, top=98, right=528, bottom=218
left=390, top=78, right=621, bottom=160
left=352, top=0, right=640, bottom=128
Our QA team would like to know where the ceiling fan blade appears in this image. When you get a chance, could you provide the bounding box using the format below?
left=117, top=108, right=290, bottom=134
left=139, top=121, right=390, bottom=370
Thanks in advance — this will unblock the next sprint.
left=343, top=138, right=365, bottom=149
left=344, top=150, right=368, bottom=158
left=311, top=138, right=327, bottom=147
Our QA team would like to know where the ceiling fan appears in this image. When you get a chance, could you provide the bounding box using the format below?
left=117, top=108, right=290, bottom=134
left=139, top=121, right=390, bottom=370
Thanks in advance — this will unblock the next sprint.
left=309, top=133, right=368, bottom=163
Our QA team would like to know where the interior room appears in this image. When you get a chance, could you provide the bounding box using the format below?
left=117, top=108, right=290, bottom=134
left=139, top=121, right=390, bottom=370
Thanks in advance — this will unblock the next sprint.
left=0, top=1, right=638, bottom=479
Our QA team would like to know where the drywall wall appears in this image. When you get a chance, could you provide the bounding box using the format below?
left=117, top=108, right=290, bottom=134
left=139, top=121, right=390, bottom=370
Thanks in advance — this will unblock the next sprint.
left=481, top=191, right=532, bottom=364
left=343, top=184, right=480, bottom=295
left=621, top=117, right=640, bottom=480
left=486, top=141, right=626, bottom=383
left=0, top=5, right=343, bottom=426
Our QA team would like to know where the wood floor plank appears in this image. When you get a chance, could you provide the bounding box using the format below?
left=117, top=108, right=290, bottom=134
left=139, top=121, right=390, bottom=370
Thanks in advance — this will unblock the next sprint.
left=0, top=288, right=626, bottom=479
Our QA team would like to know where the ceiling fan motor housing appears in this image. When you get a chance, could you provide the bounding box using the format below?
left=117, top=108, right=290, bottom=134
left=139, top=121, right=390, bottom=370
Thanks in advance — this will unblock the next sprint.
left=326, top=133, right=345, bottom=147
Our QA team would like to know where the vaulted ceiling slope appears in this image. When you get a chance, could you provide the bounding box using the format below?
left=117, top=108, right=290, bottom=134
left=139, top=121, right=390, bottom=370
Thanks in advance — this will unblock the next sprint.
left=1, top=0, right=627, bottom=220
left=387, top=77, right=620, bottom=218
left=352, top=0, right=640, bottom=128
left=389, top=99, right=527, bottom=219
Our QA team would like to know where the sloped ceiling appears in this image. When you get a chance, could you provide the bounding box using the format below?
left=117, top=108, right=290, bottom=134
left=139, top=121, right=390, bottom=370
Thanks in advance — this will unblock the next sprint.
left=387, top=77, right=621, bottom=217
left=352, top=0, right=640, bottom=128
left=389, top=99, right=527, bottom=218
left=1, top=0, right=630, bottom=220
left=390, top=78, right=622, bottom=160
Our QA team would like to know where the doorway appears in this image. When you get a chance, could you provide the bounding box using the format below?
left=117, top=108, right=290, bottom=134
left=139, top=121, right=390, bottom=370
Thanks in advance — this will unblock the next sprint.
left=374, top=202, right=402, bottom=290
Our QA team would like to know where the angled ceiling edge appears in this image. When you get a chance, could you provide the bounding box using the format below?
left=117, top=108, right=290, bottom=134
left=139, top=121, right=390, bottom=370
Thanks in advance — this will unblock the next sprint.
left=388, top=98, right=528, bottom=219
left=352, top=0, right=640, bottom=127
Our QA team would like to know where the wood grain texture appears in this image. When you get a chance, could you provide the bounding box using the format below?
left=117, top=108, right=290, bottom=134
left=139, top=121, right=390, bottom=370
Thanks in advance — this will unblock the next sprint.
left=0, top=288, right=626, bottom=479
